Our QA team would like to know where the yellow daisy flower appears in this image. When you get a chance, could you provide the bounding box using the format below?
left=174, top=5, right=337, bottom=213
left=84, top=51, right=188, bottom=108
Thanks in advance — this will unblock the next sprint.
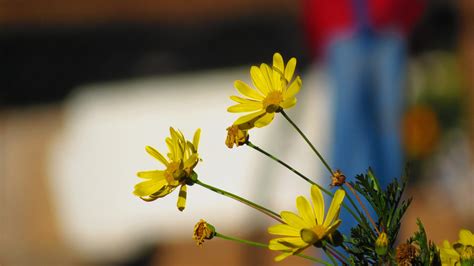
left=228, top=52, right=302, bottom=129
left=439, top=229, right=474, bottom=266
left=267, top=185, right=345, bottom=261
left=134, top=127, right=201, bottom=211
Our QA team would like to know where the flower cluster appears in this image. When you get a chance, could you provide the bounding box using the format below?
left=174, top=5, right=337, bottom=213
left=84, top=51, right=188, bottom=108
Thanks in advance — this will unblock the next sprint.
left=132, top=52, right=468, bottom=265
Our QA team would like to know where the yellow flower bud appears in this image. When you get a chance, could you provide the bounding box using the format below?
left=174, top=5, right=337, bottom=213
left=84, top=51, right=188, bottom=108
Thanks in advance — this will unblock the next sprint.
left=375, top=232, right=389, bottom=256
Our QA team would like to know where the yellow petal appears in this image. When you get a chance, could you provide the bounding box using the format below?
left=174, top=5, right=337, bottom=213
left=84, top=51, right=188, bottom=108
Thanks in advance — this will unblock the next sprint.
left=272, top=69, right=282, bottom=92
left=152, top=185, right=175, bottom=198
left=234, top=80, right=263, bottom=100
left=323, top=189, right=345, bottom=228
left=284, top=57, right=297, bottom=82
left=274, top=252, right=293, bottom=262
left=459, top=229, right=474, bottom=246
left=325, top=219, right=342, bottom=236
left=137, top=170, right=165, bottom=179
left=227, top=103, right=262, bottom=113
left=310, top=185, right=325, bottom=225
left=177, top=185, right=187, bottom=211
left=269, top=239, right=295, bottom=251
left=280, top=97, right=297, bottom=109
left=133, top=179, right=167, bottom=197
left=281, top=211, right=307, bottom=229
left=145, top=146, right=169, bottom=166
left=193, top=128, right=201, bottom=151
left=233, top=110, right=266, bottom=126
left=268, top=224, right=300, bottom=237
left=274, top=237, right=307, bottom=249
left=254, top=112, right=275, bottom=128
left=184, top=153, right=198, bottom=169
left=230, top=95, right=259, bottom=104
left=285, top=76, right=302, bottom=98
left=260, top=63, right=274, bottom=89
left=273, top=52, right=285, bottom=74
left=296, top=196, right=316, bottom=227
left=250, top=66, right=269, bottom=95
left=165, top=138, right=175, bottom=161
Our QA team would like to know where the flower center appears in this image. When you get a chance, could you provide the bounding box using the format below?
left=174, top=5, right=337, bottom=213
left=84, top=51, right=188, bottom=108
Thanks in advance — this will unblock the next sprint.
left=165, top=162, right=182, bottom=184
left=300, top=225, right=326, bottom=244
left=262, top=91, right=283, bottom=113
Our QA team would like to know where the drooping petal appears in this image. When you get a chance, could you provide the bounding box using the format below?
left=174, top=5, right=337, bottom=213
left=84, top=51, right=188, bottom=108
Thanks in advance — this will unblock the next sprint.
left=280, top=97, right=297, bottom=109
left=145, top=146, right=169, bottom=166
left=274, top=252, right=293, bottom=262
left=254, top=112, right=275, bottom=128
left=177, top=185, right=187, bottom=211
left=250, top=66, right=269, bottom=95
left=233, top=110, right=266, bottom=126
left=133, top=179, right=167, bottom=197
left=193, top=128, right=201, bottom=151
left=268, top=224, right=301, bottom=237
left=269, top=238, right=295, bottom=251
left=323, top=189, right=345, bottom=228
left=230, top=95, right=259, bottom=104
left=311, top=185, right=325, bottom=225
left=227, top=103, right=262, bottom=113
left=296, top=196, right=316, bottom=227
left=284, top=57, right=297, bottom=83
left=137, top=170, right=165, bottom=179
left=280, top=211, right=307, bottom=229
left=274, top=237, right=308, bottom=249
left=273, top=52, right=285, bottom=75
left=234, top=80, right=264, bottom=100
left=285, top=76, right=302, bottom=98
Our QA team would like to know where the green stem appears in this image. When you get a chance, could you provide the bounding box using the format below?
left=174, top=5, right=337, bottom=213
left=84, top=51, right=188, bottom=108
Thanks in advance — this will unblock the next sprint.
left=323, top=248, right=338, bottom=265
left=215, top=232, right=332, bottom=265
left=247, top=141, right=331, bottom=195
left=195, top=179, right=283, bottom=224
left=280, top=110, right=333, bottom=175
left=340, top=187, right=366, bottom=226
left=327, top=245, right=351, bottom=265
left=247, top=141, right=364, bottom=226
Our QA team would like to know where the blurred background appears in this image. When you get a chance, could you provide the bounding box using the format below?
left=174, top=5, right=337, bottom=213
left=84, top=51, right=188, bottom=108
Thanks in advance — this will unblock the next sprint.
left=0, top=0, right=472, bottom=265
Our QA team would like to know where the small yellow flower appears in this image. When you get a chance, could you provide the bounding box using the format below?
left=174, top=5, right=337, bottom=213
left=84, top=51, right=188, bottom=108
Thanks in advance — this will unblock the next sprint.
left=225, top=125, right=249, bottom=148
left=134, top=127, right=201, bottom=211
left=193, top=219, right=216, bottom=246
left=267, top=185, right=345, bottom=261
left=228, top=52, right=302, bottom=129
left=439, top=229, right=474, bottom=266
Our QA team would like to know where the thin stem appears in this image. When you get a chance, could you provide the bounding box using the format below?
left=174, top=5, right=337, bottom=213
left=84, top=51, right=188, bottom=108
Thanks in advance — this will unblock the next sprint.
left=247, top=141, right=331, bottom=195
left=323, top=248, right=338, bottom=265
left=340, top=187, right=366, bottom=225
left=247, top=141, right=364, bottom=226
left=195, top=179, right=284, bottom=224
left=327, top=245, right=351, bottom=265
left=280, top=110, right=333, bottom=175
left=344, top=182, right=380, bottom=235
left=215, top=232, right=332, bottom=265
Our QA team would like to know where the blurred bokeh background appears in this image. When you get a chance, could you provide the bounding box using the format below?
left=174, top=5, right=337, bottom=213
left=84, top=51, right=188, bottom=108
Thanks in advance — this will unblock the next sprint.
left=0, top=0, right=472, bottom=265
